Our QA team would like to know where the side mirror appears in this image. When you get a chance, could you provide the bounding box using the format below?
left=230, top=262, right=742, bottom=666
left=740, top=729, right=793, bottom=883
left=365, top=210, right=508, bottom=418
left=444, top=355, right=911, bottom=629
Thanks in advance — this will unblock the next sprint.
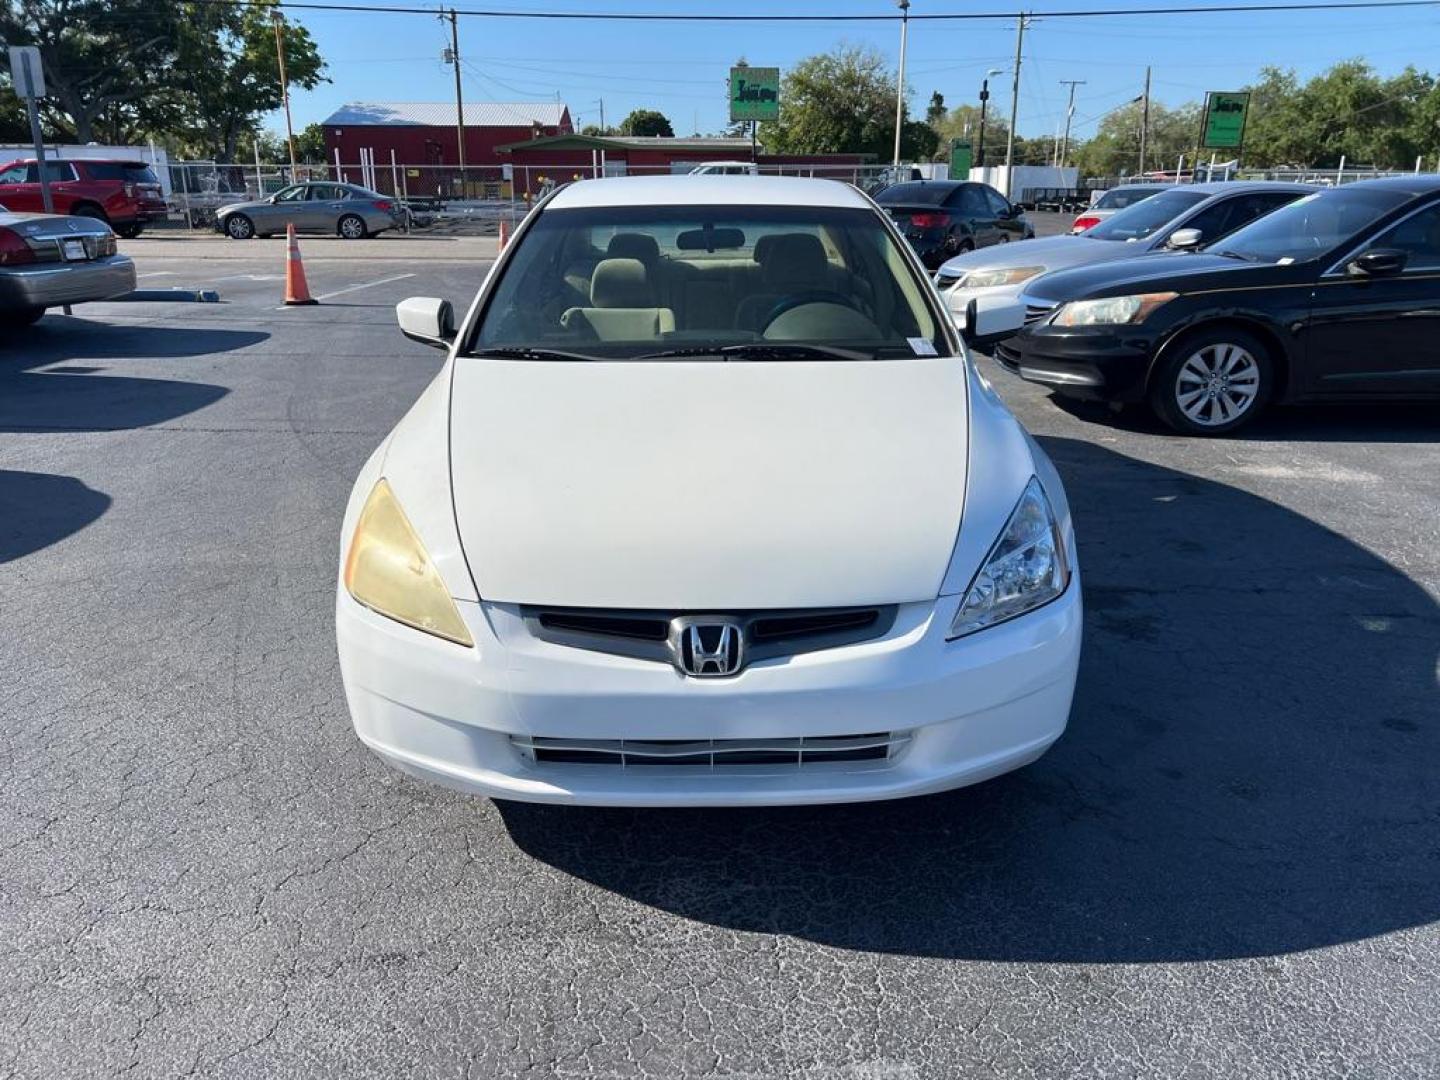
left=1347, top=248, right=1407, bottom=277
left=1167, top=227, right=1203, bottom=250
left=396, top=296, right=455, bottom=349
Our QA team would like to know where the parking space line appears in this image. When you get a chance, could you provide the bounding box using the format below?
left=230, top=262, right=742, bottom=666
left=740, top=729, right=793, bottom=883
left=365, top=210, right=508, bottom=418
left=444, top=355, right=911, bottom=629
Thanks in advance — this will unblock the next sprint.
left=277, top=273, right=416, bottom=308
left=137, top=271, right=175, bottom=278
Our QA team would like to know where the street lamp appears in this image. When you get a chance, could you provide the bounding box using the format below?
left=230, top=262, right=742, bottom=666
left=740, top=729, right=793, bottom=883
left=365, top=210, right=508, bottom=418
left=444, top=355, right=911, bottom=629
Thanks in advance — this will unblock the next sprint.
left=892, top=0, right=911, bottom=169
left=977, top=68, right=1003, bottom=170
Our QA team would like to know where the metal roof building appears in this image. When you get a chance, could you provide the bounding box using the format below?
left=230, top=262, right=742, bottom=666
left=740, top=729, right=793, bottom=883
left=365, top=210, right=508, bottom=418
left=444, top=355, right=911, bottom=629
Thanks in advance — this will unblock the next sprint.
left=322, top=101, right=574, bottom=176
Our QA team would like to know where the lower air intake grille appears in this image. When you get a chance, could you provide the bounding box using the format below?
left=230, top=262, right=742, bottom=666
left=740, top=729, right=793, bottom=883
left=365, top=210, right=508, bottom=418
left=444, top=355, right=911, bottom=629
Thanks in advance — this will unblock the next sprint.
left=512, top=732, right=911, bottom=768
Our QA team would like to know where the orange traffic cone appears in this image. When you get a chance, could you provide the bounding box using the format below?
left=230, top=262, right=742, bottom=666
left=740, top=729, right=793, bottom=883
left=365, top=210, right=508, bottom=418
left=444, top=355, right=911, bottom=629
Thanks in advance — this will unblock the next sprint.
left=284, top=224, right=317, bottom=306
left=497, top=219, right=509, bottom=250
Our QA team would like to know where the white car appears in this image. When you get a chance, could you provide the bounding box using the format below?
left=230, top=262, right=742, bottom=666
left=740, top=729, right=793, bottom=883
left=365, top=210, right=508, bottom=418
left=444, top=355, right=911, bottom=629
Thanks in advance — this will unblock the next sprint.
left=936, top=182, right=1316, bottom=347
left=335, top=175, right=1081, bottom=807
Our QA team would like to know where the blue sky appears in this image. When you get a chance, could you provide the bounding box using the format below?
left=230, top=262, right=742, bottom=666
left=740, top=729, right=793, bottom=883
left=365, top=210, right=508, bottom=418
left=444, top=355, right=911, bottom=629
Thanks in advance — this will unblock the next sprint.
left=271, top=0, right=1440, bottom=143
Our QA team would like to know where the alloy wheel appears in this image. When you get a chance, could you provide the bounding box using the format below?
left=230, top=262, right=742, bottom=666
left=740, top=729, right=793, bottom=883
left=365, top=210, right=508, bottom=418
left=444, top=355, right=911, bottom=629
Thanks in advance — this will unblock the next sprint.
left=339, top=215, right=365, bottom=239
left=1174, top=342, right=1261, bottom=427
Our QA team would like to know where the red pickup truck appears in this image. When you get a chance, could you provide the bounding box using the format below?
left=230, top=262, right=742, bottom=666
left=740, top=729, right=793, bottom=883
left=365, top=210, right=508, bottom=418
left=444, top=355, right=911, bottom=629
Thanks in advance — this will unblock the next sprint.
left=0, top=158, right=167, bottom=238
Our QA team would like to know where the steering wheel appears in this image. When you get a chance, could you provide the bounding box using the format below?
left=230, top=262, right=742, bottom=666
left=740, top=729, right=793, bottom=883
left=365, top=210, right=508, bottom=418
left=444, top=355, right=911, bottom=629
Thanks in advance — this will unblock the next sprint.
left=760, top=290, right=863, bottom=334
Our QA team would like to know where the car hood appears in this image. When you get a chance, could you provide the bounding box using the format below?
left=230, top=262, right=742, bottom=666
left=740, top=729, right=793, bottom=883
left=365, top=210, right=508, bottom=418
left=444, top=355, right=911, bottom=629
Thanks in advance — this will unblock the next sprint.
left=449, top=356, right=970, bottom=609
left=1024, top=251, right=1294, bottom=303
left=936, top=234, right=1141, bottom=277
left=218, top=200, right=267, bottom=215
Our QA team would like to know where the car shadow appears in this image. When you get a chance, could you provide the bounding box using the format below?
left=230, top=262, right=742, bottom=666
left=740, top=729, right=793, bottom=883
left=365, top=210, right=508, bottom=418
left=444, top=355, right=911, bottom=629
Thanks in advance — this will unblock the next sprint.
left=1048, top=391, right=1440, bottom=443
left=0, top=470, right=110, bottom=563
left=497, top=437, right=1439, bottom=963
left=0, top=320, right=252, bottom=432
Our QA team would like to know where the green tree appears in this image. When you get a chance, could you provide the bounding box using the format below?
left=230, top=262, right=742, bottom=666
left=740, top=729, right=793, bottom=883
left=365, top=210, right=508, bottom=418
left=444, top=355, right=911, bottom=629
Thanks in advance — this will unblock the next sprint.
left=618, top=109, right=674, bottom=138
left=163, top=1, right=326, bottom=162
left=294, top=122, right=328, bottom=164
left=759, top=45, right=930, bottom=160
left=930, top=103, right=1010, bottom=165
left=925, top=91, right=946, bottom=126
left=0, top=0, right=180, bottom=143
left=1074, top=99, right=1199, bottom=177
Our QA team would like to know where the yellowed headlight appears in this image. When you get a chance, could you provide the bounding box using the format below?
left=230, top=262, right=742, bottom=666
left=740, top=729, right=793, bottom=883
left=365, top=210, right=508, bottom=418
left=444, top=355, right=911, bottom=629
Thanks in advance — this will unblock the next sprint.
left=343, top=479, right=474, bottom=647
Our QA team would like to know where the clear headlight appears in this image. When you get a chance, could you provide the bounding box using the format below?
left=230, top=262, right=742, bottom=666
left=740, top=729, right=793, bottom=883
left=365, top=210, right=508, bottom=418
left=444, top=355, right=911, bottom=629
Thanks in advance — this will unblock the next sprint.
left=1049, top=292, right=1176, bottom=327
left=949, top=476, right=1069, bottom=639
left=961, top=265, right=1046, bottom=289
left=343, top=479, right=474, bottom=647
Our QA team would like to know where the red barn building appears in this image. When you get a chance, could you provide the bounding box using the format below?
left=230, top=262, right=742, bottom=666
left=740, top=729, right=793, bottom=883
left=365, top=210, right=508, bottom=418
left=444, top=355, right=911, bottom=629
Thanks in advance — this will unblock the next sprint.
left=322, top=101, right=573, bottom=174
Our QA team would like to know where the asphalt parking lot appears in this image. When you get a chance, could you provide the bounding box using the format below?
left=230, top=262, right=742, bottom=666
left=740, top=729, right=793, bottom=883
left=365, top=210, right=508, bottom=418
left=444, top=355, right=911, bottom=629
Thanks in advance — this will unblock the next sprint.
left=2, top=223, right=1437, bottom=1078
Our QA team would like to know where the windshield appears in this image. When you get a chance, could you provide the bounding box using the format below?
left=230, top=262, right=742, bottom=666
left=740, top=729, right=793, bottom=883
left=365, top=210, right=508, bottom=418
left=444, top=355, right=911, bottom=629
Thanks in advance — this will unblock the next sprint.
left=1087, top=189, right=1207, bottom=241
left=470, top=204, right=947, bottom=360
left=1212, top=187, right=1413, bottom=263
left=1094, top=186, right=1167, bottom=210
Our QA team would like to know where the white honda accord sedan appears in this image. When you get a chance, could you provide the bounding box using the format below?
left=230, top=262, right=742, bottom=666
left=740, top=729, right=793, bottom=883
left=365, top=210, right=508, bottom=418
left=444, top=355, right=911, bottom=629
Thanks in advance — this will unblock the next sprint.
left=336, top=175, right=1081, bottom=806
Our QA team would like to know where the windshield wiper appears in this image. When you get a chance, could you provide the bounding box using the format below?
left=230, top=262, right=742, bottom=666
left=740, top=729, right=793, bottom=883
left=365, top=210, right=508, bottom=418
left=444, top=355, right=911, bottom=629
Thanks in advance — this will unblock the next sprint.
left=470, top=346, right=600, bottom=362
left=1212, top=249, right=1254, bottom=261
left=631, top=342, right=882, bottom=362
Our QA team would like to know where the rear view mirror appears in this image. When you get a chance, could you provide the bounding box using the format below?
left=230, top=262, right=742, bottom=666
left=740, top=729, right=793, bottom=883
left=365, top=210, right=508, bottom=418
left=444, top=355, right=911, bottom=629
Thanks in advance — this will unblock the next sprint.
left=1347, top=248, right=1408, bottom=277
left=396, top=296, right=455, bottom=348
left=1167, top=228, right=1203, bottom=250
left=676, top=227, right=745, bottom=252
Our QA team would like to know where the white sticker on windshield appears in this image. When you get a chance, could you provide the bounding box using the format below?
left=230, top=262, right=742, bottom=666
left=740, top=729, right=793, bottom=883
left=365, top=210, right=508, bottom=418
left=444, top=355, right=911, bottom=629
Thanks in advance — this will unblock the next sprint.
left=908, top=337, right=939, bottom=356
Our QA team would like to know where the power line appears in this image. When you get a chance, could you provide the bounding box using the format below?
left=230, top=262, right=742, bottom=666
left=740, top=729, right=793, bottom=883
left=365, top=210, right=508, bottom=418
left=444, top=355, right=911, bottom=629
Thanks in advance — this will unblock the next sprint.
left=171, top=0, right=1440, bottom=21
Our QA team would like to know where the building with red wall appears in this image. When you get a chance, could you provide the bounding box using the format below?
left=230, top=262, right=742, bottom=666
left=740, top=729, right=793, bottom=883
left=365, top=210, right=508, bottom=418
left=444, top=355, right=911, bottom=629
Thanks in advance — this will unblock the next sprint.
left=322, top=102, right=573, bottom=171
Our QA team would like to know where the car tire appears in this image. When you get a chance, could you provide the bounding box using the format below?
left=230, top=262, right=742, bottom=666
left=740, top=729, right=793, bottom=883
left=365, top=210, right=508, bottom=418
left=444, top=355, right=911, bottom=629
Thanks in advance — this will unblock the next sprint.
left=338, top=214, right=367, bottom=240
left=117, top=223, right=143, bottom=239
left=0, top=306, right=45, bottom=328
left=225, top=214, right=255, bottom=240
left=72, top=204, right=109, bottom=224
left=1149, top=326, right=1273, bottom=436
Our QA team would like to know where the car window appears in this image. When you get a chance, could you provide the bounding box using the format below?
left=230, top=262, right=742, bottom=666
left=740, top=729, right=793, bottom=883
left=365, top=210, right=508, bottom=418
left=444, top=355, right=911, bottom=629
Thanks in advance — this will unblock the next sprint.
left=877, top=182, right=953, bottom=206
left=471, top=203, right=947, bottom=359
left=25, top=162, right=76, bottom=183
left=1365, top=201, right=1440, bottom=272
left=1179, top=197, right=1245, bottom=241
left=956, top=186, right=989, bottom=216
left=273, top=185, right=307, bottom=203
left=1094, top=187, right=1166, bottom=210
left=308, top=185, right=344, bottom=200
left=983, top=188, right=1011, bottom=216
left=1087, top=189, right=1208, bottom=242
left=84, top=162, right=160, bottom=184
left=1216, top=187, right=1414, bottom=263
left=0, top=165, right=26, bottom=185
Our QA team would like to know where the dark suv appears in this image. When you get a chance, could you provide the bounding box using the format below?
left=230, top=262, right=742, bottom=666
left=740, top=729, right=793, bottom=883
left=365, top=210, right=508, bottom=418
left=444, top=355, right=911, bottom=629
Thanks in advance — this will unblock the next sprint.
left=876, top=180, right=1033, bottom=269
left=0, top=158, right=167, bottom=237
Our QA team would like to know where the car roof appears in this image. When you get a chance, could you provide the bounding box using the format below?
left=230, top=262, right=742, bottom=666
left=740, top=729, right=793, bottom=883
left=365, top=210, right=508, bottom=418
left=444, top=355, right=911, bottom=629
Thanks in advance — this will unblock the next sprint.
left=1331, top=174, right=1440, bottom=195
left=545, top=174, right=872, bottom=210
left=1185, top=181, right=1318, bottom=195
left=1110, top=182, right=1172, bottom=190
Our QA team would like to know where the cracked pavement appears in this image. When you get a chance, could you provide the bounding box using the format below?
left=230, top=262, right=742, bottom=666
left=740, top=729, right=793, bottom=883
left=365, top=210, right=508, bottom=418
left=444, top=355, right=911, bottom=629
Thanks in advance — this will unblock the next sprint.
left=1, top=229, right=1437, bottom=1078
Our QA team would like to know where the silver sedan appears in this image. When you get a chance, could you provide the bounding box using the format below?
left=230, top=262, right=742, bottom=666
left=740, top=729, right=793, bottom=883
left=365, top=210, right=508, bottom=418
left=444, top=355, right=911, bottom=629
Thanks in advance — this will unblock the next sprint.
left=215, top=182, right=403, bottom=240
left=0, top=206, right=135, bottom=327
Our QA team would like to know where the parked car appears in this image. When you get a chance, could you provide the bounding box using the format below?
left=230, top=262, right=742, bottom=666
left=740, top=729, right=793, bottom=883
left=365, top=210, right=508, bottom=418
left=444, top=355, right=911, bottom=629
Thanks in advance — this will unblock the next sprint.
left=0, top=203, right=136, bottom=326
left=875, top=180, right=1033, bottom=269
left=688, top=161, right=758, bottom=176
left=936, top=182, right=1316, bottom=344
left=215, top=182, right=405, bottom=239
left=0, top=158, right=166, bottom=238
left=335, top=175, right=1080, bottom=806
left=1070, top=183, right=1172, bottom=233
left=1001, top=177, right=1440, bottom=434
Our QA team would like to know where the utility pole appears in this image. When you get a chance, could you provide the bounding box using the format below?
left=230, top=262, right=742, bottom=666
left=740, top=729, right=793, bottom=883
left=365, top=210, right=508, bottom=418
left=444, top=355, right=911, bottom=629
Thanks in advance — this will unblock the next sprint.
left=892, top=0, right=911, bottom=169
left=1058, top=79, right=1085, bottom=169
left=272, top=11, right=298, bottom=173
left=1139, top=65, right=1152, bottom=175
left=1003, top=13, right=1028, bottom=199
left=442, top=8, right=466, bottom=190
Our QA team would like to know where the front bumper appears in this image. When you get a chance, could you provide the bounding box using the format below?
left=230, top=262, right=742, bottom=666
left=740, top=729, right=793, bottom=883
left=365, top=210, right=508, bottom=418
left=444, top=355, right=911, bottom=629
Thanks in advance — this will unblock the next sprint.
left=0, top=255, right=136, bottom=309
left=336, top=576, right=1082, bottom=807
left=998, top=325, right=1155, bottom=401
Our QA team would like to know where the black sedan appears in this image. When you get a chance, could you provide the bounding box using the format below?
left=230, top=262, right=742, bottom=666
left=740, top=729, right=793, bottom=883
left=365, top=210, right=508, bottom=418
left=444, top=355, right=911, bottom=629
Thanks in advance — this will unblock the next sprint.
left=876, top=180, right=1033, bottom=270
left=998, top=176, right=1440, bottom=434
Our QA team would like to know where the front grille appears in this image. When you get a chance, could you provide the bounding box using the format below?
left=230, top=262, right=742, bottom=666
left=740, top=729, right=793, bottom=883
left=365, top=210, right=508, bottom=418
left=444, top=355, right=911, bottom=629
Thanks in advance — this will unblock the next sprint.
left=993, top=340, right=1022, bottom=371
left=1023, top=302, right=1055, bottom=326
left=522, top=604, right=897, bottom=668
left=934, top=271, right=961, bottom=291
left=512, top=732, right=911, bottom=768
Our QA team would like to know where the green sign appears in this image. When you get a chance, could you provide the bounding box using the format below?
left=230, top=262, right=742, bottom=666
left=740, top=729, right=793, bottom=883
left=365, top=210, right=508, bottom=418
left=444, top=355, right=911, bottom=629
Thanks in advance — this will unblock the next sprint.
left=729, top=67, right=780, bottom=122
left=949, top=138, right=973, bottom=180
left=1202, top=91, right=1250, bottom=150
